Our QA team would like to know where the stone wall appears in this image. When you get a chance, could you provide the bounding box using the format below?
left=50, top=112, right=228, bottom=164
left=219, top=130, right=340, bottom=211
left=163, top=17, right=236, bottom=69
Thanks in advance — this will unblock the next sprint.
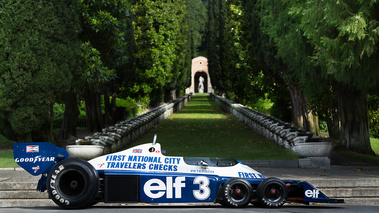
left=74, top=94, right=192, bottom=155
left=210, top=93, right=333, bottom=168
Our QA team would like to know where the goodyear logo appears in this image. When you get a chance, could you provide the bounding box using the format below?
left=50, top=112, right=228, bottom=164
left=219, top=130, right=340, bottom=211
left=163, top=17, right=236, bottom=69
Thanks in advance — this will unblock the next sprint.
left=15, top=155, right=55, bottom=163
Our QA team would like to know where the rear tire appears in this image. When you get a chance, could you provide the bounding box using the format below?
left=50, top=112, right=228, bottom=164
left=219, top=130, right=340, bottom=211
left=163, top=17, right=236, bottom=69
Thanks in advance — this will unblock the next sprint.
left=257, top=178, right=288, bottom=208
left=221, top=178, right=253, bottom=207
left=47, top=158, right=99, bottom=209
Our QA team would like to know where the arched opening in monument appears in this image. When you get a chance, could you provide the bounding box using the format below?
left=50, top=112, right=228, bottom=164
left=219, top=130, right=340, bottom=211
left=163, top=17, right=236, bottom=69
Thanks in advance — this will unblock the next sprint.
left=194, top=71, right=208, bottom=93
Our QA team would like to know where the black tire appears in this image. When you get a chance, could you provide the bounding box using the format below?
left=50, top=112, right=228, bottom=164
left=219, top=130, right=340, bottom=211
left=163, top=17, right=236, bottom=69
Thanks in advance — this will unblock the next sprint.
left=46, top=158, right=99, bottom=209
left=221, top=178, right=253, bottom=207
left=257, top=178, right=288, bottom=208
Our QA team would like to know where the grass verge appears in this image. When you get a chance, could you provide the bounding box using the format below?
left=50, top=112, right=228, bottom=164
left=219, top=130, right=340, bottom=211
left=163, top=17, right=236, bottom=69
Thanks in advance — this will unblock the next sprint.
left=371, top=138, right=379, bottom=155
left=0, top=134, right=17, bottom=168
left=0, top=150, right=18, bottom=168
left=338, top=138, right=379, bottom=166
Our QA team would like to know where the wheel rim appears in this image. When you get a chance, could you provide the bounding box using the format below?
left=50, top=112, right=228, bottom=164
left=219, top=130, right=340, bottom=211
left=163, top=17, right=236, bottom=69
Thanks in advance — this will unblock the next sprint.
left=229, top=183, right=248, bottom=202
left=264, top=183, right=283, bottom=203
left=57, top=169, right=86, bottom=197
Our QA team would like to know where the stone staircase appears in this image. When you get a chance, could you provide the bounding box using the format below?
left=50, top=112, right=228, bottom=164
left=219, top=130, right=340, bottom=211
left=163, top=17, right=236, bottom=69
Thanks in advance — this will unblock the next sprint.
left=0, top=181, right=53, bottom=207
left=309, top=178, right=379, bottom=206
left=1, top=178, right=378, bottom=207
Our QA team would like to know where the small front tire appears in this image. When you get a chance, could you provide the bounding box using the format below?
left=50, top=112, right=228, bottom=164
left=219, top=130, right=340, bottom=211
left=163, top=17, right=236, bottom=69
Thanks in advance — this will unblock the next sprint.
left=257, top=178, right=288, bottom=208
left=221, top=178, right=253, bottom=207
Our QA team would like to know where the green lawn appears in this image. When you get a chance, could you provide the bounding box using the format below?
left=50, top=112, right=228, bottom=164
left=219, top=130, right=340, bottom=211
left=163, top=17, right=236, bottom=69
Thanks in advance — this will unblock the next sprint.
left=0, top=150, right=18, bottom=168
left=131, top=94, right=299, bottom=160
left=371, top=138, right=379, bottom=155
left=0, top=134, right=17, bottom=168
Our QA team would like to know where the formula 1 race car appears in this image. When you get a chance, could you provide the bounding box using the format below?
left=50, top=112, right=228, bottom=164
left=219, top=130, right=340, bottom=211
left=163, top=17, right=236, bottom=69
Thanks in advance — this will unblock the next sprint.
left=13, top=136, right=344, bottom=209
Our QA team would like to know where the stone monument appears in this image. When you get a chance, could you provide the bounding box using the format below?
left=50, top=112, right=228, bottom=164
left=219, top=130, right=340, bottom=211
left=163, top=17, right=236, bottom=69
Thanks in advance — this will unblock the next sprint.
left=198, top=76, right=204, bottom=93
left=186, top=56, right=213, bottom=94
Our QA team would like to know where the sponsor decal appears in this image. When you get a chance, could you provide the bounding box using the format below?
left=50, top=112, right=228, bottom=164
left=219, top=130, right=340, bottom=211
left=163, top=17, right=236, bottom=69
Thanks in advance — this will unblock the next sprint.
left=104, top=155, right=180, bottom=171
left=190, top=169, right=215, bottom=174
left=26, top=145, right=39, bottom=153
left=144, top=176, right=185, bottom=199
left=15, top=155, right=55, bottom=163
left=105, top=155, right=126, bottom=161
left=105, top=155, right=164, bottom=163
left=143, top=176, right=211, bottom=200
left=32, top=165, right=40, bottom=173
left=305, top=189, right=320, bottom=198
left=238, top=172, right=265, bottom=179
left=133, top=149, right=142, bottom=153
left=107, top=162, right=147, bottom=170
left=148, top=163, right=177, bottom=171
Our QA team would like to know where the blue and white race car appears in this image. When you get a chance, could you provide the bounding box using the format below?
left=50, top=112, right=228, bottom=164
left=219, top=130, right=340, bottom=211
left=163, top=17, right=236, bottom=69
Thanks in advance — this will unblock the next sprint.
left=13, top=137, right=343, bottom=209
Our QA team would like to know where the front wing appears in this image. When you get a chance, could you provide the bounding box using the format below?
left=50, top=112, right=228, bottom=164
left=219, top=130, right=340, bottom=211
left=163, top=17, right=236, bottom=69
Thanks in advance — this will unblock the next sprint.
left=284, top=179, right=344, bottom=204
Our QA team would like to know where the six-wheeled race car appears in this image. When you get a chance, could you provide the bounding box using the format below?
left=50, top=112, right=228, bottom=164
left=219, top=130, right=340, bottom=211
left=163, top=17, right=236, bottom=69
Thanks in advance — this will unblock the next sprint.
left=13, top=137, right=344, bottom=209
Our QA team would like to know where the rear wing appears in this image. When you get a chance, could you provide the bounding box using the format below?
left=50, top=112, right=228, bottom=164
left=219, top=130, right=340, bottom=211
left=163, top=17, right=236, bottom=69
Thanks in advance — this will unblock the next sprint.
left=13, top=142, right=68, bottom=176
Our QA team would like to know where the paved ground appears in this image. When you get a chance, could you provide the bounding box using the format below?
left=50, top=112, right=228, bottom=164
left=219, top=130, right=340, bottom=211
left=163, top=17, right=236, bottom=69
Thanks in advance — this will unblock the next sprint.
left=2, top=204, right=379, bottom=213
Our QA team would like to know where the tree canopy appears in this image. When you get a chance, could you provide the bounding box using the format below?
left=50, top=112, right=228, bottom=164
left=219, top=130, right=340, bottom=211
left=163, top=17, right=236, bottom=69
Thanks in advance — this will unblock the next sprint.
left=0, top=0, right=207, bottom=141
left=1, top=0, right=378, bottom=155
left=206, top=0, right=378, bottom=154
left=0, top=0, right=80, bottom=141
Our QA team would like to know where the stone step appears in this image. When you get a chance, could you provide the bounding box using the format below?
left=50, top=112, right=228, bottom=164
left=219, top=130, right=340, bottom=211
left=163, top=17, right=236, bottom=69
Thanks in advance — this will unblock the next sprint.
left=0, top=182, right=37, bottom=190
left=0, top=199, right=54, bottom=208
left=320, top=188, right=379, bottom=198
left=0, top=191, right=48, bottom=199
left=341, top=198, right=379, bottom=206
left=308, top=179, right=379, bottom=188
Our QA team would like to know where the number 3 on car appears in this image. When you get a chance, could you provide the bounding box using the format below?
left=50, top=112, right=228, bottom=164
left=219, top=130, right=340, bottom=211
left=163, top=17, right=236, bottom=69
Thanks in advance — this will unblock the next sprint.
left=193, top=176, right=211, bottom=200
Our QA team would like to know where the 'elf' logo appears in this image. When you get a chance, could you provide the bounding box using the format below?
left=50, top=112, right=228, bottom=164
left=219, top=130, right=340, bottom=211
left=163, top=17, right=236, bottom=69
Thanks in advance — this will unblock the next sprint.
left=305, top=189, right=319, bottom=198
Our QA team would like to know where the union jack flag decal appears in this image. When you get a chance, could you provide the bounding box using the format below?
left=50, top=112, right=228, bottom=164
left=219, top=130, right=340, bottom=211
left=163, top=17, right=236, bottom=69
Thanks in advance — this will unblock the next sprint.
left=133, top=149, right=142, bottom=153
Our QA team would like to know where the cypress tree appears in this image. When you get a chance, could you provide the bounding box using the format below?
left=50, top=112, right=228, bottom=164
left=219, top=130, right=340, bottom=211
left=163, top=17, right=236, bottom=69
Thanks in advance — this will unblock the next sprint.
left=293, top=0, right=379, bottom=154
left=0, top=0, right=80, bottom=141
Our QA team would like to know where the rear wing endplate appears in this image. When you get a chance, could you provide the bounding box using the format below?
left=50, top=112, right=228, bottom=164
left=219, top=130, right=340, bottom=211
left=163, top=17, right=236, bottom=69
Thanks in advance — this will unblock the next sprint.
left=13, top=142, right=68, bottom=176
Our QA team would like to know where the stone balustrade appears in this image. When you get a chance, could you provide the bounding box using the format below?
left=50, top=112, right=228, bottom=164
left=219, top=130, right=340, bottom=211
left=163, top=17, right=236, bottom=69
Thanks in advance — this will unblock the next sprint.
left=67, top=94, right=192, bottom=158
left=210, top=93, right=333, bottom=168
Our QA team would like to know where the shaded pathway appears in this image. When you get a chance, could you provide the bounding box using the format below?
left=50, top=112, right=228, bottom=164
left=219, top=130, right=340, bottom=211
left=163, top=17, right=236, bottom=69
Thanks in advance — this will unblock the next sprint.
left=132, top=94, right=298, bottom=160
